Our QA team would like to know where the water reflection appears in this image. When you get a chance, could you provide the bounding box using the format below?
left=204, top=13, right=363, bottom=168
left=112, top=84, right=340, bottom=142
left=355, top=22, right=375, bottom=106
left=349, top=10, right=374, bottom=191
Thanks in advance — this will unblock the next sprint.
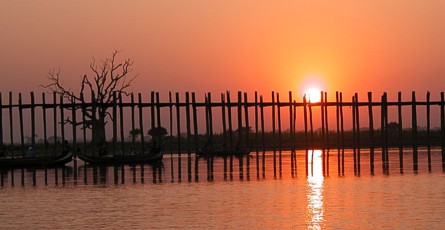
left=306, top=150, right=325, bottom=229
left=78, top=161, right=165, bottom=185
left=1, top=149, right=443, bottom=188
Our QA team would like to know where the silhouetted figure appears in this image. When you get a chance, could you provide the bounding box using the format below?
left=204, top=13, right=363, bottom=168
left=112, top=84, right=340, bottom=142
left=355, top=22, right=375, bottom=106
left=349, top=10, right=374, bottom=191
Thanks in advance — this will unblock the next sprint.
left=129, top=146, right=136, bottom=155
left=204, top=139, right=213, bottom=152
left=76, top=146, right=82, bottom=158
left=44, top=140, right=49, bottom=150
left=99, top=144, right=108, bottom=157
left=151, top=140, right=161, bottom=153
left=25, top=147, right=35, bottom=158
left=0, top=145, right=6, bottom=158
left=62, top=140, right=71, bottom=155
left=114, top=149, right=123, bottom=156
left=235, top=142, right=240, bottom=151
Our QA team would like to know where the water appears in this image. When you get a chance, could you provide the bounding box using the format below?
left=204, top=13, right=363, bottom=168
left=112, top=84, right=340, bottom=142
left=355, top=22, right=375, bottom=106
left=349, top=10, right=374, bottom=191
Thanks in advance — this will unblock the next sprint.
left=1, top=149, right=445, bottom=229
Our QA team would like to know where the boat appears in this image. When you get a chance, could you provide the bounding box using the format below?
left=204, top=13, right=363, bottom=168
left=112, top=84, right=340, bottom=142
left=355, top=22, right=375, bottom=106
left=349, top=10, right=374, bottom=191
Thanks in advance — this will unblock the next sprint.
left=0, top=151, right=73, bottom=168
left=77, top=148, right=163, bottom=165
left=196, top=148, right=251, bottom=158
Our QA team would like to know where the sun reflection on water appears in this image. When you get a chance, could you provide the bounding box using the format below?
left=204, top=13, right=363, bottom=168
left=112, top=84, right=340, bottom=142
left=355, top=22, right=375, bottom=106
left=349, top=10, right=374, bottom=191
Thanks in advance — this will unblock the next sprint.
left=306, top=150, right=325, bottom=229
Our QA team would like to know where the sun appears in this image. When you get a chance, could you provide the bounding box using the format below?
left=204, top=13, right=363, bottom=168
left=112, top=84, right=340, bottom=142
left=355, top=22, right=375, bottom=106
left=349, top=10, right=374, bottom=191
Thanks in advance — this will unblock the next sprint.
left=305, top=87, right=322, bottom=103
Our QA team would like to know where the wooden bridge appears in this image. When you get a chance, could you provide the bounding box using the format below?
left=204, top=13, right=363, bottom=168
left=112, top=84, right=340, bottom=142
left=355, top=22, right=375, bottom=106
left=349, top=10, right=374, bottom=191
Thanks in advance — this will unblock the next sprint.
left=1, top=91, right=445, bottom=172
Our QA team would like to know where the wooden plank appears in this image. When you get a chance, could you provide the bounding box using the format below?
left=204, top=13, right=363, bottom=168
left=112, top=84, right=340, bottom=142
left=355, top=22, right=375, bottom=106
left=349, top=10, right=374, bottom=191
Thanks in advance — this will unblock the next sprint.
left=19, top=93, right=25, bottom=157
left=156, top=92, right=161, bottom=128
left=255, top=92, right=260, bottom=178
left=237, top=91, right=243, bottom=146
left=221, top=93, right=228, bottom=178
left=244, top=92, right=250, bottom=148
left=355, top=93, right=360, bottom=152
left=192, top=92, right=198, bottom=152
left=208, top=92, right=214, bottom=140
left=42, top=93, right=48, bottom=155
left=336, top=92, right=340, bottom=173
left=130, top=93, right=135, bottom=149
left=368, top=92, right=374, bottom=171
left=191, top=92, right=199, bottom=181
left=112, top=92, right=117, bottom=152
left=90, top=90, right=96, bottom=155
left=398, top=92, right=403, bottom=171
left=441, top=92, right=445, bottom=169
left=254, top=92, right=259, bottom=153
left=271, top=91, right=276, bottom=154
left=308, top=96, right=314, bottom=148
left=277, top=92, right=282, bottom=153
left=30, top=92, right=35, bottom=148
left=340, top=92, right=344, bottom=174
left=151, top=91, right=155, bottom=130
left=352, top=95, right=356, bottom=173
left=321, top=92, right=325, bottom=149
left=303, top=95, right=309, bottom=150
left=237, top=91, right=243, bottom=179
left=277, top=92, right=282, bottom=174
left=71, top=95, right=77, bottom=153
left=80, top=93, right=87, bottom=155
left=60, top=95, right=65, bottom=144
left=9, top=92, right=14, bottom=158
left=185, top=92, right=192, bottom=181
left=293, top=97, right=297, bottom=172
left=185, top=92, right=191, bottom=156
left=119, top=93, right=125, bottom=154
left=0, top=93, right=3, bottom=147
left=175, top=92, right=181, bottom=157
left=384, top=93, right=388, bottom=167
left=288, top=92, right=294, bottom=166
left=170, top=92, right=175, bottom=181
left=412, top=91, right=418, bottom=171
left=138, top=93, right=145, bottom=153
left=175, top=92, right=182, bottom=181
left=380, top=93, right=385, bottom=168
left=260, top=96, right=265, bottom=153
left=324, top=92, right=329, bottom=149
left=426, top=91, right=431, bottom=171
left=227, top=92, right=234, bottom=152
left=355, top=93, right=361, bottom=173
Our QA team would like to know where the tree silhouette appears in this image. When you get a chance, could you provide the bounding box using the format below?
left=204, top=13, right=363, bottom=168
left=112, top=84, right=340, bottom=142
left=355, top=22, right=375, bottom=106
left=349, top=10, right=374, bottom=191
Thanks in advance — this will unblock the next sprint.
left=43, top=50, right=137, bottom=147
left=388, top=122, right=401, bottom=132
left=148, top=127, right=168, bottom=142
left=129, top=128, right=142, bottom=140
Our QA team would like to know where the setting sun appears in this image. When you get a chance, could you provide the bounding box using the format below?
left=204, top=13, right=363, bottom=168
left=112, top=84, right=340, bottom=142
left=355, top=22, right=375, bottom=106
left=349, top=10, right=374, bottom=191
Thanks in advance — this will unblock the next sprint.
left=305, top=87, right=322, bottom=103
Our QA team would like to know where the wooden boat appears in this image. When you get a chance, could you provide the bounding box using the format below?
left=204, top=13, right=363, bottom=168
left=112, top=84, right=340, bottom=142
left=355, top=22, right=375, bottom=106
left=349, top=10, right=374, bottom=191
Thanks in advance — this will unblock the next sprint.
left=77, top=148, right=163, bottom=165
left=0, top=151, right=73, bottom=168
left=196, top=148, right=251, bottom=158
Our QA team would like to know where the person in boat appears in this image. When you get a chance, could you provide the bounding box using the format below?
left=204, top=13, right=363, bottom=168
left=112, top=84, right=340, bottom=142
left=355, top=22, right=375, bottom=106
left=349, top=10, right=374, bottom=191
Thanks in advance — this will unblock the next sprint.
left=203, top=139, right=214, bottom=153
left=114, top=149, right=123, bottom=156
left=76, top=145, right=82, bottom=158
left=129, top=146, right=136, bottom=155
left=62, top=140, right=71, bottom=155
left=235, top=142, right=240, bottom=151
left=99, top=144, right=108, bottom=157
left=25, top=147, right=35, bottom=158
left=151, top=140, right=161, bottom=153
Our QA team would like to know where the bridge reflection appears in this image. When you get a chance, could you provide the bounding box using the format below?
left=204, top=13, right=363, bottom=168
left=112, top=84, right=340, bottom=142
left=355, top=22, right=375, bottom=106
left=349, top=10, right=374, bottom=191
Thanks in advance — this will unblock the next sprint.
left=1, top=148, right=443, bottom=188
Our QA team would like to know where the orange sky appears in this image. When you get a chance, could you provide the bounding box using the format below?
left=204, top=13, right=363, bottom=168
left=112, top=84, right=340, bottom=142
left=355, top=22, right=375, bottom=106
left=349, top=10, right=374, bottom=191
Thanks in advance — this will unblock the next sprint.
left=1, top=1, right=444, bottom=101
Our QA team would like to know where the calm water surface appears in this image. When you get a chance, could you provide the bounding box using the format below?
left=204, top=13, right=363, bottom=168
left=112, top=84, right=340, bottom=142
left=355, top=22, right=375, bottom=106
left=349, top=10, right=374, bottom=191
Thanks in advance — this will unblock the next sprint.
left=1, top=149, right=445, bottom=229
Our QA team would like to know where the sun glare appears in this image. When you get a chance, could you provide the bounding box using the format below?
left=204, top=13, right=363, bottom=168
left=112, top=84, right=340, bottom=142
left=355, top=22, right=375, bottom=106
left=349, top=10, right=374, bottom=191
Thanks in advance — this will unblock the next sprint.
left=305, top=87, right=322, bottom=103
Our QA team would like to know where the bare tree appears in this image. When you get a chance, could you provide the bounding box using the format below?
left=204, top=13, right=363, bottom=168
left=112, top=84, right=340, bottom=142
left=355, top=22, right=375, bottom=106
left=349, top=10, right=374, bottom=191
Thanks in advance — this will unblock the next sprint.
left=42, top=50, right=137, bottom=147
